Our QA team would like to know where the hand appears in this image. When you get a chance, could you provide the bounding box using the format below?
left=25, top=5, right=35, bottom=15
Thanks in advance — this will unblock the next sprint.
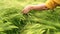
left=22, top=5, right=32, bottom=14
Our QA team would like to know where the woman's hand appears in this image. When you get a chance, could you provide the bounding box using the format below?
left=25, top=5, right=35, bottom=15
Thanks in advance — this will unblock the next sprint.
left=22, top=5, right=32, bottom=14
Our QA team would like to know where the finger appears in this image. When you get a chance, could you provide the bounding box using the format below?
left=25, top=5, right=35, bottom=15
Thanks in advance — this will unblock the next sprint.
left=22, top=9, right=25, bottom=13
left=22, top=9, right=27, bottom=14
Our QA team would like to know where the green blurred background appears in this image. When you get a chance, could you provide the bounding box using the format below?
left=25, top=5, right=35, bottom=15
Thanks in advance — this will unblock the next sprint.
left=0, top=0, right=60, bottom=34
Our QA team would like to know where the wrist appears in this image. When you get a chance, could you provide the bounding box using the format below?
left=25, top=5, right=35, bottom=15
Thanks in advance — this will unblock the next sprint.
left=28, top=5, right=33, bottom=10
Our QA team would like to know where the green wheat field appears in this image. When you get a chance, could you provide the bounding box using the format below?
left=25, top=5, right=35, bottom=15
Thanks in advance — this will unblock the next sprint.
left=0, top=0, right=60, bottom=34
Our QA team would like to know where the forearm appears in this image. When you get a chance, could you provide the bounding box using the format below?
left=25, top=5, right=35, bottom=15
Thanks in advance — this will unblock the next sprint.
left=22, top=3, right=49, bottom=14
left=30, top=3, right=49, bottom=10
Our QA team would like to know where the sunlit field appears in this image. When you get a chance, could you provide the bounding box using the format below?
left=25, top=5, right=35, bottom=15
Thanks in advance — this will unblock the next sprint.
left=0, top=0, right=60, bottom=34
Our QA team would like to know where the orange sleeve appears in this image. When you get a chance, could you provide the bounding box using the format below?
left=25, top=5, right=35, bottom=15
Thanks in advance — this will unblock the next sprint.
left=45, top=0, right=57, bottom=9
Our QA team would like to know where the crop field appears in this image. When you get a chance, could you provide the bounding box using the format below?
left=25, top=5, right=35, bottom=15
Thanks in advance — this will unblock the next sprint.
left=0, top=0, right=60, bottom=34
